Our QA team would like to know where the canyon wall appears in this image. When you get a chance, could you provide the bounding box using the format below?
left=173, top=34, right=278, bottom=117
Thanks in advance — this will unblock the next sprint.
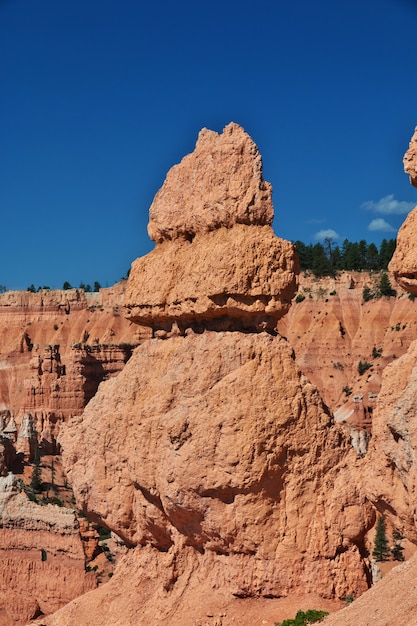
left=278, top=271, right=417, bottom=421
left=0, top=283, right=147, bottom=452
left=0, top=284, right=148, bottom=623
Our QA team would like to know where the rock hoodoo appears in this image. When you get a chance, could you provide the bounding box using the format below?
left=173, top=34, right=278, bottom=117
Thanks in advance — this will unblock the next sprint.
left=44, top=124, right=374, bottom=625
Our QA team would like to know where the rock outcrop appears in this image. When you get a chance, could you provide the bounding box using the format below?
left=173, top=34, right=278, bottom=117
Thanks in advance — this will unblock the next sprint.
left=40, top=124, right=376, bottom=625
left=0, top=474, right=95, bottom=624
left=363, top=129, right=417, bottom=539
left=125, top=124, right=297, bottom=333
left=278, top=270, right=417, bottom=416
left=403, top=126, right=417, bottom=188
left=322, top=125, right=417, bottom=626
left=0, top=283, right=146, bottom=451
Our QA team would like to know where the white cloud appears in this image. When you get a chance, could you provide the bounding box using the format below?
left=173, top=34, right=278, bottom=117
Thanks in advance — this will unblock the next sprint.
left=361, top=194, right=415, bottom=215
left=367, top=218, right=396, bottom=233
left=314, top=229, right=339, bottom=241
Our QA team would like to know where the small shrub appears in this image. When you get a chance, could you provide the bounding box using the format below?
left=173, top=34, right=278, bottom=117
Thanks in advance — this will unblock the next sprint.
left=333, top=361, right=344, bottom=371
left=395, top=322, right=401, bottom=332
left=358, top=360, right=372, bottom=376
left=343, top=385, right=352, bottom=396
left=372, top=346, right=382, bottom=359
left=275, top=609, right=329, bottom=626
left=93, top=524, right=111, bottom=540
left=345, top=594, right=355, bottom=604
left=295, top=293, right=306, bottom=303
left=363, top=286, right=374, bottom=302
left=41, top=549, right=47, bottom=562
left=329, top=290, right=337, bottom=296
left=408, top=293, right=416, bottom=301
left=53, top=324, right=59, bottom=331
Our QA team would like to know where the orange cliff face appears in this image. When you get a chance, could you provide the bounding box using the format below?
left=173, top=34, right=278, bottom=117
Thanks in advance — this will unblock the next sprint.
left=316, top=129, right=417, bottom=626
left=0, top=283, right=150, bottom=624
left=39, top=124, right=376, bottom=626
left=0, top=283, right=149, bottom=453
left=278, top=270, right=417, bottom=424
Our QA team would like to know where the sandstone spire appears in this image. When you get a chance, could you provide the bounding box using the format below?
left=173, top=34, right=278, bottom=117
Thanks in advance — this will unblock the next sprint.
left=125, top=123, right=298, bottom=333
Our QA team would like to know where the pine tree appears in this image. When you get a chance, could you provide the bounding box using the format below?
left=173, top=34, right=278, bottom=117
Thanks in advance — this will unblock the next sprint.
left=391, top=529, right=405, bottom=561
left=30, top=446, right=42, bottom=494
left=372, top=515, right=391, bottom=561
left=378, top=272, right=396, bottom=297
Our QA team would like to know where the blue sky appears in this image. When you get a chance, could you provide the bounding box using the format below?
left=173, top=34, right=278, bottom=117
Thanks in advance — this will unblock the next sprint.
left=1, top=0, right=417, bottom=290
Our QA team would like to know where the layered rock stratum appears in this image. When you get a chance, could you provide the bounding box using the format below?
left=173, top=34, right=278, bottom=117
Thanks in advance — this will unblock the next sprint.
left=0, top=473, right=96, bottom=624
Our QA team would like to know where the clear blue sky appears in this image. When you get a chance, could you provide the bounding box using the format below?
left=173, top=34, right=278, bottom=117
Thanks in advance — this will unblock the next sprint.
left=1, top=0, right=417, bottom=290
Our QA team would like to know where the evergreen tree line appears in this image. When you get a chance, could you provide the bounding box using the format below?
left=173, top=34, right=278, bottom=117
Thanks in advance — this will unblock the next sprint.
left=294, top=238, right=396, bottom=278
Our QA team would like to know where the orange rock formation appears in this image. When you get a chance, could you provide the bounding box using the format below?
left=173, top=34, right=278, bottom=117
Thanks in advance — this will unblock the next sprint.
left=39, top=124, right=378, bottom=626
left=0, top=474, right=96, bottom=624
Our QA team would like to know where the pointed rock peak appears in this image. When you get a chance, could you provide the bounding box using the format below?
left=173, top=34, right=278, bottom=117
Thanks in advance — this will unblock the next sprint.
left=147, top=122, right=274, bottom=243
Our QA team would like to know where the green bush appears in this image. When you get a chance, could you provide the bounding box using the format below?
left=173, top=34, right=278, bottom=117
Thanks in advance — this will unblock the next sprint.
left=295, top=293, right=306, bottom=303
left=378, top=272, right=396, bottom=298
left=363, top=285, right=374, bottom=302
left=358, top=360, right=372, bottom=376
left=275, top=609, right=329, bottom=626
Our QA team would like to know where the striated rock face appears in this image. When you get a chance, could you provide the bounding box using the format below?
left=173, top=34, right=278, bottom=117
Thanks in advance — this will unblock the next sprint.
left=125, top=124, right=298, bottom=332
left=0, top=283, right=147, bottom=451
left=44, top=124, right=375, bottom=625
left=278, top=270, right=417, bottom=416
left=0, top=474, right=95, bottom=624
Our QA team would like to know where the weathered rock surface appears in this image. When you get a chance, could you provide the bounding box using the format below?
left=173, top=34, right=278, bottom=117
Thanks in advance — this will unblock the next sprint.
left=0, top=283, right=147, bottom=450
left=278, top=271, right=417, bottom=416
left=147, top=123, right=274, bottom=242
left=62, top=331, right=372, bottom=587
left=125, top=124, right=298, bottom=332
left=389, top=206, right=417, bottom=293
left=0, top=474, right=95, bottom=624
left=319, top=125, right=417, bottom=625
left=403, top=126, right=417, bottom=188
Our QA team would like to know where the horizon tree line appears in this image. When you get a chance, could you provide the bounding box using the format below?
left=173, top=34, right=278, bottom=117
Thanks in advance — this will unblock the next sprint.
left=294, top=238, right=396, bottom=278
